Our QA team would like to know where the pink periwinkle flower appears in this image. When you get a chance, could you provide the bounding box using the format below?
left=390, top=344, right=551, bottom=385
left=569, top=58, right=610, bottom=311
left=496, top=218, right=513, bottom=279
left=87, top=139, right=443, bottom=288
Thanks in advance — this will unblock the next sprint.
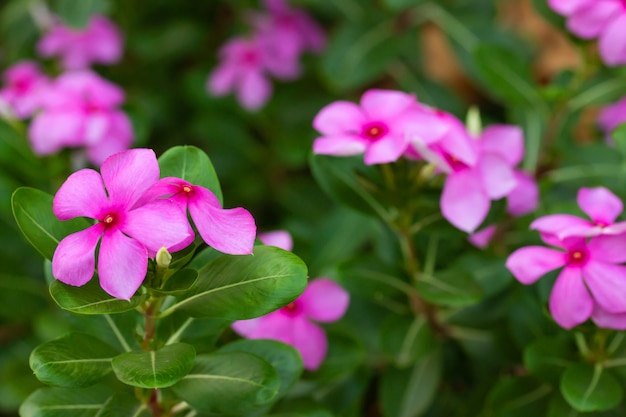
left=37, top=15, right=123, bottom=69
left=259, top=230, right=293, bottom=251
left=468, top=225, right=498, bottom=249
left=506, top=233, right=626, bottom=329
left=52, top=149, right=191, bottom=300
left=139, top=178, right=256, bottom=255
left=531, top=187, right=626, bottom=239
left=0, top=61, right=50, bottom=119
left=28, top=70, right=133, bottom=166
left=548, top=0, right=626, bottom=66
left=232, top=278, right=349, bottom=370
left=599, top=96, right=626, bottom=143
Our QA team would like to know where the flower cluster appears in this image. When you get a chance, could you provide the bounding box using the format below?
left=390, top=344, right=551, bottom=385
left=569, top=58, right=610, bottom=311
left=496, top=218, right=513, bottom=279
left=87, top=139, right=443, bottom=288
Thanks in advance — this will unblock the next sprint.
left=312, top=89, right=538, bottom=234
left=232, top=231, right=349, bottom=370
left=548, top=0, right=626, bottom=66
left=506, top=187, right=626, bottom=329
left=52, top=148, right=256, bottom=300
left=207, top=0, right=325, bottom=111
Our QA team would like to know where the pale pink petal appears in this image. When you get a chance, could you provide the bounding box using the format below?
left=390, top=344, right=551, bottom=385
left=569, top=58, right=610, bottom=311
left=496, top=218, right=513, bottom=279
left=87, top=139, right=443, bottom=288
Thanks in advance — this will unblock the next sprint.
left=582, top=261, right=626, bottom=314
left=577, top=187, right=623, bottom=224
left=477, top=153, right=517, bottom=199
left=188, top=186, right=256, bottom=255
left=599, top=14, right=626, bottom=66
left=28, top=111, right=83, bottom=155
left=100, top=148, right=160, bottom=208
left=436, top=116, right=477, bottom=167
left=363, top=133, right=407, bottom=165
left=592, top=305, right=626, bottom=330
left=360, top=89, right=416, bottom=121
left=601, top=221, right=626, bottom=235
left=539, top=232, right=564, bottom=248
left=567, top=1, right=621, bottom=38
left=530, top=214, right=593, bottom=238
left=399, top=108, right=451, bottom=145
left=53, top=169, right=108, bottom=220
left=588, top=234, right=626, bottom=263
left=548, top=0, right=594, bottom=15
left=479, top=125, right=524, bottom=166
left=87, top=16, right=123, bottom=64
left=313, top=102, right=367, bottom=136
left=83, top=113, right=110, bottom=145
left=98, top=228, right=148, bottom=300
left=85, top=112, right=133, bottom=166
left=441, top=169, right=490, bottom=233
left=598, top=97, right=626, bottom=134
left=506, top=246, right=566, bottom=284
left=468, top=224, right=497, bottom=249
left=259, top=230, right=293, bottom=251
left=506, top=171, right=539, bottom=216
left=291, top=316, right=327, bottom=370
left=232, top=310, right=294, bottom=345
left=312, top=136, right=368, bottom=156
left=122, top=200, right=191, bottom=253
left=549, top=266, right=593, bottom=329
left=237, top=70, right=271, bottom=111
left=299, top=279, right=349, bottom=323
left=52, top=224, right=103, bottom=286
left=206, top=65, right=238, bottom=96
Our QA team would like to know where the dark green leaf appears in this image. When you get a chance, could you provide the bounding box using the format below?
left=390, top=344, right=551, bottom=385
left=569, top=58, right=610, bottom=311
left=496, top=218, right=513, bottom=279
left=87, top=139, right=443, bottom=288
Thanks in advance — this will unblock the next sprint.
left=171, top=352, right=280, bottom=414
left=524, top=337, right=575, bottom=384
left=313, top=331, right=366, bottom=382
left=487, top=376, right=552, bottom=417
left=50, top=278, right=145, bottom=315
left=52, top=0, right=110, bottom=28
left=383, top=0, right=425, bottom=12
left=30, top=333, right=117, bottom=387
left=11, top=187, right=90, bottom=261
left=415, top=269, right=482, bottom=308
left=151, top=269, right=198, bottom=295
left=381, top=315, right=435, bottom=368
left=612, top=123, right=626, bottom=159
left=560, top=363, right=623, bottom=412
left=111, top=343, right=196, bottom=388
left=19, top=385, right=111, bottom=417
left=96, top=392, right=151, bottom=417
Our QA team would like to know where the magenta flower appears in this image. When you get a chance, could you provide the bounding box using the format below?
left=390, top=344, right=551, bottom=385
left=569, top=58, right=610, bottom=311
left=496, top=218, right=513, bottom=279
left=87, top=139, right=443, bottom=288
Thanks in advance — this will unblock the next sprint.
left=506, top=234, right=626, bottom=329
left=37, top=15, right=123, bottom=69
left=312, top=89, right=434, bottom=165
left=232, top=278, right=349, bottom=370
left=507, top=171, right=539, bottom=217
left=548, top=0, right=626, bottom=66
left=0, top=61, right=50, bottom=119
left=52, top=149, right=191, bottom=300
left=531, top=187, right=626, bottom=239
left=599, top=96, right=626, bottom=143
left=28, top=70, right=133, bottom=165
left=468, top=225, right=498, bottom=249
left=259, top=230, right=293, bottom=251
left=139, top=178, right=256, bottom=255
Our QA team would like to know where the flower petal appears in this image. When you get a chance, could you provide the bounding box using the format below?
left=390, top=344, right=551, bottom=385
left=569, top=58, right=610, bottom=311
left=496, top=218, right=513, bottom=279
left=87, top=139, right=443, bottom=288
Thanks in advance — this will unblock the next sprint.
left=479, top=125, right=524, bottom=166
left=506, top=246, right=565, bottom=284
left=52, top=224, right=102, bottom=287
left=477, top=153, right=517, bottom=199
left=567, top=1, right=621, bottom=39
left=206, top=64, right=238, bottom=96
left=28, top=110, right=83, bottom=155
left=548, top=0, right=592, bottom=15
left=188, top=186, right=256, bottom=255
left=312, top=135, right=368, bottom=157
left=363, top=133, right=407, bottom=165
left=599, top=14, right=626, bottom=66
left=259, top=230, right=293, bottom=251
left=441, top=169, right=489, bottom=233
left=291, top=316, right=327, bottom=370
left=298, top=278, right=349, bottom=323
left=468, top=224, right=497, bottom=249
left=238, top=70, right=271, bottom=111
left=583, top=261, right=626, bottom=314
left=577, top=187, right=623, bottom=225
left=360, top=89, right=415, bottom=121
left=53, top=168, right=108, bottom=220
left=98, top=229, right=148, bottom=300
left=549, top=266, right=593, bottom=329
left=313, top=101, right=366, bottom=136
left=530, top=214, right=593, bottom=238
left=506, top=171, right=539, bottom=216
left=591, top=305, right=626, bottom=330
left=588, top=234, right=626, bottom=263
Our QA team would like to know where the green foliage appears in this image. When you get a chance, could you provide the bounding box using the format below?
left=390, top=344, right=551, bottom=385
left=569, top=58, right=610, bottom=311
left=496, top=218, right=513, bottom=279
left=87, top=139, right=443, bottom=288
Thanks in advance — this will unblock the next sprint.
left=20, top=385, right=111, bottom=417
left=49, top=278, right=146, bottom=315
left=560, top=364, right=623, bottom=412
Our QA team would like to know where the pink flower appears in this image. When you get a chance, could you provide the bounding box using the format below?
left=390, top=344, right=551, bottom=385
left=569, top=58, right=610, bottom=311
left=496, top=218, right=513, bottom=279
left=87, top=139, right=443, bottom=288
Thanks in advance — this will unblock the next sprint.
left=312, top=89, right=432, bottom=165
left=548, top=0, right=626, bottom=66
left=468, top=225, right=498, bottom=249
left=531, top=187, right=626, bottom=239
left=507, top=171, right=539, bottom=217
left=37, top=15, right=123, bottom=69
left=598, top=96, right=626, bottom=143
left=139, top=178, right=256, bottom=255
left=259, top=230, right=293, bottom=251
left=28, top=70, right=133, bottom=165
left=232, top=278, right=349, bottom=370
left=52, top=149, right=191, bottom=300
left=0, top=61, right=50, bottom=119
left=506, top=234, right=626, bottom=329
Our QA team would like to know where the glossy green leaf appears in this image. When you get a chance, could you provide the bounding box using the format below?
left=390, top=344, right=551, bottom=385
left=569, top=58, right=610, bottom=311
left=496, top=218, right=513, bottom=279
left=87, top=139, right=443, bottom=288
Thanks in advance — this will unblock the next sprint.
left=97, top=392, right=151, bottom=417
left=560, top=363, right=623, bottom=412
left=487, top=376, right=552, bottom=417
left=171, top=352, right=280, bottom=414
left=151, top=268, right=198, bottom=295
left=166, top=245, right=307, bottom=319
left=30, top=333, right=117, bottom=387
left=111, top=343, right=196, bottom=388
left=381, top=315, right=435, bottom=368
left=11, top=187, right=90, bottom=261
left=379, top=348, right=442, bottom=417
left=415, top=269, right=482, bottom=308
left=49, top=278, right=145, bottom=315
left=19, top=385, right=111, bottom=417
left=52, top=0, right=110, bottom=28
left=524, top=337, right=575, bottom=384
left=158, top=145, right=223, bottom=204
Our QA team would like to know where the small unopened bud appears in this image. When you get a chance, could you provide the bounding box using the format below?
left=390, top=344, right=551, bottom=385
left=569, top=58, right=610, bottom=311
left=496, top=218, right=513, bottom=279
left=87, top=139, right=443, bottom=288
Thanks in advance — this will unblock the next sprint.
left=156, top=247, right=172, bottom=269
left=465, top=106, right=482, bottom=138
left=418, top=163, right=437, bottom=183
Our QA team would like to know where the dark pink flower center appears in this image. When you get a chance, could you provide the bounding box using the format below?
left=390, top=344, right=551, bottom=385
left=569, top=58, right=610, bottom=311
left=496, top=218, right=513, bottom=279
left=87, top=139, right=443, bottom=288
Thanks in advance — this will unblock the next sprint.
left=361, top=122, right=388, bottom=141
left=242, top=49, right=259, bottom=65
left=13, top=78, right=30, bottom=93
left=83, top=101, right=101, bottom=114
left=444, top=153, right=468, bottom=172
left=101, top=213, right=118, bottom=228
left=595, top=220, right=609, bottom=228
left=567, top=248, right=589, bottom=266
left=283, top=301, right=301, bottom=316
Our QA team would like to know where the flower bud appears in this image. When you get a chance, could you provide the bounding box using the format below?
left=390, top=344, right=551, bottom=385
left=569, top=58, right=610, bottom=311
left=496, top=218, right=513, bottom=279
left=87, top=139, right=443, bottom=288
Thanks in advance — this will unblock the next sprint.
left=156, top=247, right=172, bottom=269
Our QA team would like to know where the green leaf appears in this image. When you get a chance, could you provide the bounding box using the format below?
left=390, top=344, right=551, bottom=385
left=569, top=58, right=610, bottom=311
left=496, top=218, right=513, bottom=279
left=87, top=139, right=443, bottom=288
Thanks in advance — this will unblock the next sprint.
left=567, top=77, right=626, bottom=113
left=383, top=0, right=425, bottom=12
left=524, top=337, right=575, bottom=384
left=0, top=275, right=47, bottom=320
left=381, top=315, right=435, bottom=368
left=111, top=343, right=196, bottom=389
left=612, top=123, right=626, bottom=159
left=560, top=363, right=623, bottom=412
left=52, top=0, right=110, bottom=28
left=11, top=187, right=90, bottom=261
left=313, top=331, right=366, bottom=382
left=166, top=245, right=307, bottom=319
left=379, top=348, right=442, bottom=417
left=171, top=352, right=280, bottom=414
left=19, top=385, right=111, bottom=417
left=151, top=269, right=198, bottom=295
left=486, top=376, right=552, bottom=417
left=97, top=392, right=151, bottom=417
left=158, top=145, right=223, bottom=204
left=415, top=269, right=483, bottom=308
left=50, top=278, right=145, bottom=315
left=30, top=333, right=117, bottom=388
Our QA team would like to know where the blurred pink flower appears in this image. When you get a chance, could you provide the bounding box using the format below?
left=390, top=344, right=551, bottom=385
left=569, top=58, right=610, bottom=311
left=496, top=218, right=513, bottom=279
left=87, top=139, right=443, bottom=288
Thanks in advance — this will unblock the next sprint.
left=52, top=149, right=191, bottom=300
left=507, top=233, right=626, bottom=329
left=548, top=0, right=626, bottom=66
left=0, top=61, right=50, bottom=119
left=232, top=278, right=349, bottom=370
left=259, top=230, right=293, bottom=251
left=468, top=225, right=498, bottom=249
left=37, top=15, right=123, bottom=69
left=28, top=70, right=133, bottom=165
left=139, top=177, right=256, bottom=255
left=598, top=96, right=626, bottom=142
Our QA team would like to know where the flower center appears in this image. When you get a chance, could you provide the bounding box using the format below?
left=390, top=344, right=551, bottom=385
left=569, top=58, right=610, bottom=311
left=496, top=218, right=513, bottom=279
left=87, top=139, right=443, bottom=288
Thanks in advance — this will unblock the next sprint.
left=444, top=153, right=468, bottom=171
left=283, top=301, right=300, bottom=316
left=102, top=213, right=118, bottom=228
left=13, top=78, right=30, bottom=93
left=595, top=220, right=609, bottom=228
left=182, top=185, right=192, bottom=194
left=361, top=122, right=388, bottom=141
left=242, top=49, right=258, bottom=65
left=567, top=248, right=589, bottom=266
